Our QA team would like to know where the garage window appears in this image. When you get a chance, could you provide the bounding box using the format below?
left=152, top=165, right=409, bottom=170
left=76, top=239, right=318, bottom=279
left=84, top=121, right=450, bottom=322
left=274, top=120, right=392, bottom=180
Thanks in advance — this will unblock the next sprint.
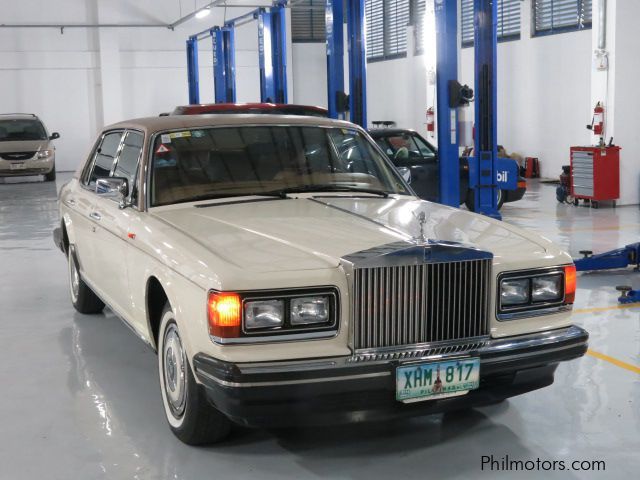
left=533, top=0, right=592, bottom=37
left=461, top=0, right=521, bottom=48
left=366, top=0, right=411, bottom=62
left=413, top=0, right=426, bottom=55
left=291, top=0, right=325, bottom=43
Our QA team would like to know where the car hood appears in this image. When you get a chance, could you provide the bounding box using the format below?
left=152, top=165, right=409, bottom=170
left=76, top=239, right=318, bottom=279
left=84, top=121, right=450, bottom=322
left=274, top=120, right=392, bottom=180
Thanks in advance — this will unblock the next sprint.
left=151, top=196, right=564, bottom=273
left=0, top=139, right=49, bottom=153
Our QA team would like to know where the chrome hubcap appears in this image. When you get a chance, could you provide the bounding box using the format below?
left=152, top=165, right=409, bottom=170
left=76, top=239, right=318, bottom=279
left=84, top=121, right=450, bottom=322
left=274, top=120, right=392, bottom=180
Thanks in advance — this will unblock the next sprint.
left=69, top=255, right=79, bottom=301
left=163, top=324, right=187, bottom=418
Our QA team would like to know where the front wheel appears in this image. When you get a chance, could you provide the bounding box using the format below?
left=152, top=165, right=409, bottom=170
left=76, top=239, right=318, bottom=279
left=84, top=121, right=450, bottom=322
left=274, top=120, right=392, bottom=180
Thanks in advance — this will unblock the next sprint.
left=158, top=304, right=231, bottom=445
left=44, top=164, right=56, bottom=182
left=68, top=248, right=104, bottom=314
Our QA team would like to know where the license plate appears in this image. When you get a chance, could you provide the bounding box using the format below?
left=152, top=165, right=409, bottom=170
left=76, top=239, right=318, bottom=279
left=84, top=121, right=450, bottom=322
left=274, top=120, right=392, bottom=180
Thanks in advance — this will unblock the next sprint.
left=396, top=358, right=480, bottom=402
left=9, top=163, right=26, bottom=170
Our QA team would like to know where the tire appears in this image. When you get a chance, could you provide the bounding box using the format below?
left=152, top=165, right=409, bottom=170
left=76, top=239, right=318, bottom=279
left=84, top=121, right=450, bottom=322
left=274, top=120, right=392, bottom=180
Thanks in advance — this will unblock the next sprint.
left=44, top=165, right=56, bottom=182
left=464, top=189, right=504, bottom=212
left=68, top=248, right=105, bottom=314
left=158, top=304, right=231, bottom=445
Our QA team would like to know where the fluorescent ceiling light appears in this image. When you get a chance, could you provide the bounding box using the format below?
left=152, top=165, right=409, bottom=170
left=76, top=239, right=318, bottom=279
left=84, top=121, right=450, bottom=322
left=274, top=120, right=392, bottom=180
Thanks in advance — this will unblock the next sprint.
left=195, top=7, right=211, bottom=19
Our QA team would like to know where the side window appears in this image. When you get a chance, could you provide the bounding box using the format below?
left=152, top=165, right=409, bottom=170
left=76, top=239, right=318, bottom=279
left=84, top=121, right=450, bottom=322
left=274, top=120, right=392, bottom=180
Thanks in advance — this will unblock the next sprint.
left=86, top=132, right=123, bottom=187
left=412, top=135, right=436, bottom=159
left=113, top=131, right=143, bottom=188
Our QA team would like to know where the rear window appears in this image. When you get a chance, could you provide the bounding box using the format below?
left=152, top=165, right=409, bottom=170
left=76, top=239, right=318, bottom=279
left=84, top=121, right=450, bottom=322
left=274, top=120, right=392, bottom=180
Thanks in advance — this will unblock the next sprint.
left=0, top=119, right=47, bottom=142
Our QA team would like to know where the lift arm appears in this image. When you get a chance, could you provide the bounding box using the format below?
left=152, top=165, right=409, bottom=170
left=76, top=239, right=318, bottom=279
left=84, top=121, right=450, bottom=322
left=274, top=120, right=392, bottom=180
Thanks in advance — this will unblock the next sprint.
left=574, top=243, right=640, bottom=272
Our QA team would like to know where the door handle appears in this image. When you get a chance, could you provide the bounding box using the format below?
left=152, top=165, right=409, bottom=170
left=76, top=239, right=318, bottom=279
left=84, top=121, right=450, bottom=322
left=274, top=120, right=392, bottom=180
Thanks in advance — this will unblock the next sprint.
left=66, top=198, right=76, bottom=206
left=89, top=211, right=102, bottom=221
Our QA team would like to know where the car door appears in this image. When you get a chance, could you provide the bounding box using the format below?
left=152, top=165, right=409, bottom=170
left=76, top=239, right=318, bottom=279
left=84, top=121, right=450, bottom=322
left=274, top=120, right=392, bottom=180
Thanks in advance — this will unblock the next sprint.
left=408, top=133, right=440, bottom=202
left=90, top=130, right=144, bottom=319
left=74, top=130, right=125, bottom=291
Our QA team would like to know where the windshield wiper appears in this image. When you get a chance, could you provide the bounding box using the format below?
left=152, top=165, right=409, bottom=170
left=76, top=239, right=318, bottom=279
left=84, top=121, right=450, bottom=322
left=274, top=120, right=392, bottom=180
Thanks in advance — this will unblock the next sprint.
left=262, top=184, right=389, bottom=198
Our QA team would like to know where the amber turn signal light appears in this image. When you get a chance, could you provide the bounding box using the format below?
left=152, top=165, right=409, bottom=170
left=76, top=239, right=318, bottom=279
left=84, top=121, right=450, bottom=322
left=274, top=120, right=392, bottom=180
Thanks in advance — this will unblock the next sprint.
left=564, top=265, right=577, bottom=304
left=208, top=292, right=241, bottom=338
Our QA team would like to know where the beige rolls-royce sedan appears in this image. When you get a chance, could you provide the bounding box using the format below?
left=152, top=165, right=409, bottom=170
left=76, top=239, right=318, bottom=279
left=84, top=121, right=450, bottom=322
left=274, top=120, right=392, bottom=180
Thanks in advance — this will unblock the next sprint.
left=54, top=114, right=588, bottom=445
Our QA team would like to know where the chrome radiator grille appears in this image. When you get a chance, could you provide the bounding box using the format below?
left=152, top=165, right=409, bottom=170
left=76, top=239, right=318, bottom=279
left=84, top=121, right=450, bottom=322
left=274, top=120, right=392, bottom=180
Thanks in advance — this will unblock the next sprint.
left=352, top=259, right=491, bottom=350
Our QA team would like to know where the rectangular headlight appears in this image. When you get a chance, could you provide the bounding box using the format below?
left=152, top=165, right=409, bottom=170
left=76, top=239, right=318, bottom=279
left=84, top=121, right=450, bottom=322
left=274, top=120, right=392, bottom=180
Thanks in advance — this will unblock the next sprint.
left=37, top=150, right=52, bottom=159
left=244, top=299, right=284, bottom=330
left=291, top=296, right=330, bottom=325
left=532, top=274, right=563, bottom=302
left=500, top=278, right=530, bottom=306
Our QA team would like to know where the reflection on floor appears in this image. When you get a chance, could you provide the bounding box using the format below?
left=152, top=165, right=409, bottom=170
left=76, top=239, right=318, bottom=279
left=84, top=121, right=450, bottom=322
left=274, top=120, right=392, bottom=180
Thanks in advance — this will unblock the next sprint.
left=0, top=174, right=638, bottom=479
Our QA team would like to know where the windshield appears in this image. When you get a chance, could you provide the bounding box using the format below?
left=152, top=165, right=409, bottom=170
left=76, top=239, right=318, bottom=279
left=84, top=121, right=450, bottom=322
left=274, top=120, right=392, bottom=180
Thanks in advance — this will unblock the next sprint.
left=0, top=119, right=47, bottom=142
left=150, top=126, right=408, bottom=206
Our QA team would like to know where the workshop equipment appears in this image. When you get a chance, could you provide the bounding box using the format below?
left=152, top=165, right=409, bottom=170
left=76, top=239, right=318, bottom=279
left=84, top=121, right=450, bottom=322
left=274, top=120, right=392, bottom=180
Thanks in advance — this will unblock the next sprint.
left=574, top=243, right=640, bottom=272
left=524, top=157, right=540, bottom=178
left=556, top=165, right=572, bottom=204
left=570, top=145, right=620, bottom=208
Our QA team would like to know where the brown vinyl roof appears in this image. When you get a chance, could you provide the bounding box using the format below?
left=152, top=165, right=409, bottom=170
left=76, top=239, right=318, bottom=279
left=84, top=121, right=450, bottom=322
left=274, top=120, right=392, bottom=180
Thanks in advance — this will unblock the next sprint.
left=106, top=114, right=357, bottom=136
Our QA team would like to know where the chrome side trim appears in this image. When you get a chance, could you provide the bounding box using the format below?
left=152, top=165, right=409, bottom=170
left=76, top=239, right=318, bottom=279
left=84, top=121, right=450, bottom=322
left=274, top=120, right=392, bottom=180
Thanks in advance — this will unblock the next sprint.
left=196, top=369, right=390, bottom=388
left=211, top=329, right=338, bottom=345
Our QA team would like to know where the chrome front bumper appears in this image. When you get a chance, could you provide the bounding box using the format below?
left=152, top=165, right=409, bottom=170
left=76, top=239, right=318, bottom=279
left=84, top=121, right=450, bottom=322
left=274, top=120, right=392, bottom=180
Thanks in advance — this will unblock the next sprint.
left=193, top=325, right=588, bottom=427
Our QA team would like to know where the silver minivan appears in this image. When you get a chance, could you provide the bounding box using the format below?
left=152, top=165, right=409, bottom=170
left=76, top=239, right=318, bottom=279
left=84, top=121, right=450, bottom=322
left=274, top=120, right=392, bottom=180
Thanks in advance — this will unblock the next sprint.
left=0, top=114, right=60, bottom=181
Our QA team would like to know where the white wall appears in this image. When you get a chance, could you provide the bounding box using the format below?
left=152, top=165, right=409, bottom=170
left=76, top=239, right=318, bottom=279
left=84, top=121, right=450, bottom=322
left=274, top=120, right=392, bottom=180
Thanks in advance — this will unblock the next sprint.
left=460, top=3, right=593, bottom=178
left=0, top=0, right=272, bottom=171
left=611, top=0, right=640, bottom=204
left=291, top=1, right=593, bottom=180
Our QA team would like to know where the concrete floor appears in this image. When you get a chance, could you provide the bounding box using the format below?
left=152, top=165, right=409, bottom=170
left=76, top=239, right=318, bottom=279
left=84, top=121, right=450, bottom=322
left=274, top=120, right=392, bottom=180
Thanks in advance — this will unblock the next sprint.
left=1, top=173, right=638, bottom=479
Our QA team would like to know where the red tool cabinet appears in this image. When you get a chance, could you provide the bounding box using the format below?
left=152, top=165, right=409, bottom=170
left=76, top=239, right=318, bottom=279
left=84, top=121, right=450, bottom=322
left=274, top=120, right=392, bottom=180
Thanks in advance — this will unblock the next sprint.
left=570, top=146, right=620, bottom=208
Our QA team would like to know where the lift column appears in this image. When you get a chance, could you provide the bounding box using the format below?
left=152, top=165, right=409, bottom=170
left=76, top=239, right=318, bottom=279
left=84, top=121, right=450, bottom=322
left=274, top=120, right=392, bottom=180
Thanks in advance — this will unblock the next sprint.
left=186, top=36, right=200, bottom=104
left=347, top=0, right=367, bottom=128
left=326, top=0, right=345, bottom=120
left=212, top=26, right=236, bottom=103
left=258, top=4, right=288, bottom=103
left=471, top=0, right=501, bottom=219
left=434, top=0, right=460, bottom=206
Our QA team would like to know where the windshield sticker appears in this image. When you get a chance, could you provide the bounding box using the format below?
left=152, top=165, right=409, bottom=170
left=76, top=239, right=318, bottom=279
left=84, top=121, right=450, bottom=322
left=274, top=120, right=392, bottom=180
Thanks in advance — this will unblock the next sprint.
left=160, top=134, right=171, bottom=144
left=156, top=144, right=171, bottom=154
left=169, top=131, right=192, bottom=139
left=192, top=130, right=206, bottom=138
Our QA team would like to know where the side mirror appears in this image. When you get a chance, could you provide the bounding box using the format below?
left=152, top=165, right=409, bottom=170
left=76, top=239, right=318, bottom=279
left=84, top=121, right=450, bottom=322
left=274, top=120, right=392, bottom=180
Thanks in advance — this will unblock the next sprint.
left=49, top=132, right=60, bottom=140
left=397, top=167, right=411, bottom=184
left=96, top=177, right=129, bottom=208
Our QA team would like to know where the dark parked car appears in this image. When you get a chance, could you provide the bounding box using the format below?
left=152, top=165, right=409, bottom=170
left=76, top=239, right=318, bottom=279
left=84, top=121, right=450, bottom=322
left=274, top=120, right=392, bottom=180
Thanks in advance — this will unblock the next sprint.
left=369, top=128, right=526, bottom=209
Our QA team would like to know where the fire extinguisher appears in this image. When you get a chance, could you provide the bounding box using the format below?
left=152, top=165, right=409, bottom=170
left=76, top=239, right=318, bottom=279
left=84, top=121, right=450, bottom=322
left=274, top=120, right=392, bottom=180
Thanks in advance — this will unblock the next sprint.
left=426, top=107, right=435, bottom=137
left=591, top=102, right=605, bottom=136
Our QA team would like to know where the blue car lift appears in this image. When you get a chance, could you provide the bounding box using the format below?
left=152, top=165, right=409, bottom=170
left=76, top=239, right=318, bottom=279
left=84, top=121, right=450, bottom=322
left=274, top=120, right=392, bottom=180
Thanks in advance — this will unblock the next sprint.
left=470, top=0, right=501, bottom=219
left=325, top=0, right=367, bottom=128
left=434, top=0, right=460, bottom=207
left=186, top=2, right=288, bottom=105
left=212, top=26, right=236, bottom=103
left=257, top=4, right=288, bottom=103
left=186, top=36, right=200, bottom=104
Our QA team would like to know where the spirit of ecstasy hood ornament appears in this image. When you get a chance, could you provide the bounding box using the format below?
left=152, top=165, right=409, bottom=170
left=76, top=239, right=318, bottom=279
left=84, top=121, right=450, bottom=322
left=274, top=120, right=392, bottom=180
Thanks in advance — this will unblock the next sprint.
left=413, top=210, right=427, bottom=244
